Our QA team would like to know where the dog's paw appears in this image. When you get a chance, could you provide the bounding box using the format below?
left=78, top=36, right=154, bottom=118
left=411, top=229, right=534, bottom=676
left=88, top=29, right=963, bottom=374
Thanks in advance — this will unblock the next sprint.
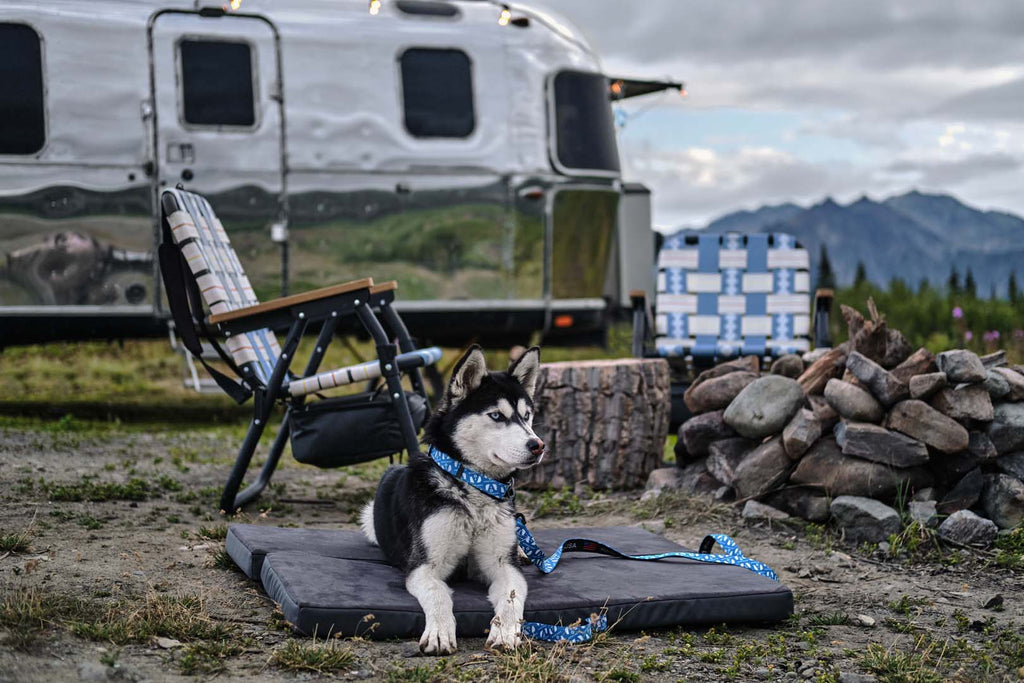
left=485, top=616, right=522, bottom=651
left=419, top=619, right=457, bottom=655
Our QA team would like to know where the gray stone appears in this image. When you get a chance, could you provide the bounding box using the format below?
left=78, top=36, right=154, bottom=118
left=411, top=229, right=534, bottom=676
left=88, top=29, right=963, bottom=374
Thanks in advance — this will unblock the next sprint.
left=706, top=437, right=754, bottom=486
left=733, top=436, right=793, bottom=499
left=984, top=370, right=1012, bottom=400
left=808, top=394, right=840, bottom=431
left=644, top=460, right=720, bottom=499
left=912, top=487, right=936, bottom=501
left=981, top=350, right=1007, bottom=369
left=967, top=431, right=998, bottom=461
left=937, top=468, right=983, bottom=515
left=839, top=422, right=929, bottom=468
left=824, top=378, right=884, bottom=423
left=723, top=375, right=805, bottom=439
left=986, top=402, right=1024, bottom=454
left=996, top=452, right=1024, bottom=480
left=886, top=400, right=970, bottom=453
left=645, top=467, right=682, bottom=493
left=936, top=349, right=988, bottom=384
left=981, top=474, right=1024, bottom=530
left=907, top=500, right=938, bottom=527
left=684, top=371, right=758, bottom=414
left=846, top=351, right=910, bottom=407
left=938, top=509, right=998, bottom=546
left=763, top=488, right=831, bottom=522
left=742, top=500, right=791, bottom=520
left=992, top=366, right=1024, bottom=401
left=771, top=354, right=805, bottom=378
left=673, top=435, right=690, bottom=462
left=679, top=410, right=737, bottom=458
left=834, top=419, right=849, bottom=447
left=789, top=437, right=933, bottom=501
left=782, top=409, right=822, bottom=459
left=839, top=673, right=878, bottom=683
left=714, top=486, right=735, bottom=503
left=909, top=372, right=947, bottom=400
left=891, top=347, right=938, bottom=384
left=930, top=384, right=994, bottom=423
left=931, top=450, right=981, bottom=489
left=830, top=495, right=901, bottom=544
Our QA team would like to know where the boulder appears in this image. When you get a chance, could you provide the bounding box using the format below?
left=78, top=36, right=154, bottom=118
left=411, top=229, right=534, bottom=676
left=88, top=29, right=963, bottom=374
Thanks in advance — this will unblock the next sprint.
left=789, top=438, right=933, bottom=501
left=683, top=371, right=758, bottom=414
left=770, top=354, right=804, bottom=378
left=723, top=376, right=805, bottom=439
left=742, top=500, right=791, bottom=520
left=891, top=347, right=938, bottom=384
left=984, top=370, right=1011, bottom=401
left=824, top=378, right=884, bottom=423
left=912, top=487, right=936, bottom=502
left=936, top=349, right=987, bottom=384
left=992, top=367, right=1024, bottom=401
left=706, top=437, right=754, bottom=487
left=733, top=437, right=793, bottom=499
left=645, top=467, right=682, bottom=493
left=996, top=452, right=1024, bottom=481
left=936, top=468, right=983, bottom=515
left=907, top=500, right=938, bottom=527
left=986, top=402, right=1024, bottom=454
left=762, top=488, right=831, bottom=522
left=930, top=384, right=994, bottom=423
left=938, top=510, right=998, bottom=547
left=643, top=460, right=720, bottom=499
left=981, top=474, right=1024, bottom=530
left=909, top=372, right=947, bottom=400
left=847, top=351, right=910, bottom=407
left=807, top=394, right=840, bottom=431
left=967, top=431, right=998, bottom=461
left=830, top=496, right=901, bottom=544
left=782, top=408, right=822, bottom=459
left=980, top=350, right=1007, bottom=369
left=838, top=422, right=929, bottom=468
left=679, top=410, right=736, bottom=458
left=886, top=400, right=969, bottom=453
left=930, top=451, right=981, bottom=489
left=673, top=436, right=690, bottom=463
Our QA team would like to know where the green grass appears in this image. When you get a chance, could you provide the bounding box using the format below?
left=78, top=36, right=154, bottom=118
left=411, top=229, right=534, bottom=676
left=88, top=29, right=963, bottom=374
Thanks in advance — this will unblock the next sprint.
left=859, top=641, right=943, bottom=683
left=179, top=640, right=244, bottom=676
left=0, top=526, right=32, bottom=553
left=993, top=521, right=1024, bottom=568
left=69, top=593, right=232, bottom=645
left=269, top=637, right=355, bottom=674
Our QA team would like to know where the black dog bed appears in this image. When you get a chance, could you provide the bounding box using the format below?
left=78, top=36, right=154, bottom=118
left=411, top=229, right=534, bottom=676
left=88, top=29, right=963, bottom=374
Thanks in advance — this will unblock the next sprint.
left=227, top=524, right=791, bottom=639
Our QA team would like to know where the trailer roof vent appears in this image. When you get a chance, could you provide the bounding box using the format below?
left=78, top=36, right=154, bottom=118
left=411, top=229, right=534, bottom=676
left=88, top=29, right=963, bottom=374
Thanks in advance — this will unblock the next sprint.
left=395, top=1, right=460, bottom=18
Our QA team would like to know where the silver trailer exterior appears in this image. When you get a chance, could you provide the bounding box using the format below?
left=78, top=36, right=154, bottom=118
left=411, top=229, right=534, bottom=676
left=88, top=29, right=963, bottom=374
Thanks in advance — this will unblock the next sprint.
left=0, top=0, right=652, bottom=347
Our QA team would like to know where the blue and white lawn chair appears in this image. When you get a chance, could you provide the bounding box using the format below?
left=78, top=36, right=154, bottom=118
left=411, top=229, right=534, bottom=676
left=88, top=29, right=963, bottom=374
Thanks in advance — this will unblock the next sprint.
left=632, top=231, right=832, bottom=428
left=158, top=188, right=442, bottom=512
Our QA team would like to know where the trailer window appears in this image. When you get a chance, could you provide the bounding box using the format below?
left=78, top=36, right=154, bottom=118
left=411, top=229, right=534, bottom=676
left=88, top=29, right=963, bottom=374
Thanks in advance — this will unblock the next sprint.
left=180, top=39, right=256, bottom=127
left=552, top=71, right=620, bottom=174
left=400, top=48, right=475, bottom=138
left=0, top=23, right=45, bottom=155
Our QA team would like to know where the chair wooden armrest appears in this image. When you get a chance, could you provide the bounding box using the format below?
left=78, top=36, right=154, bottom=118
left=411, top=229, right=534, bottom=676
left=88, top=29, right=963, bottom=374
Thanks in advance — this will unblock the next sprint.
left=370, top=281, right=398, bottom=294
left=208, top=278, right=373, bottom=326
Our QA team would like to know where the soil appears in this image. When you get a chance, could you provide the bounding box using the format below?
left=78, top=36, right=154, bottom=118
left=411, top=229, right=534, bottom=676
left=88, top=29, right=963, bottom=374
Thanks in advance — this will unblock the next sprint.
left=1, top=421, right=1022, bottom=682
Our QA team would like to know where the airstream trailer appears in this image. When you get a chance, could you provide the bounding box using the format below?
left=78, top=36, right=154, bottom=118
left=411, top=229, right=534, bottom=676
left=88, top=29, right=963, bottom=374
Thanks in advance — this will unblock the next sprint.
left=0, top=0, right=678, bottom=348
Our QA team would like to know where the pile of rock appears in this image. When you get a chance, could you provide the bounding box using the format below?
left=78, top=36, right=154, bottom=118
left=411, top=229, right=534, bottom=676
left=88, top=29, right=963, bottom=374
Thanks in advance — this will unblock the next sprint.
left=649, top=302, right=1024, bottom=548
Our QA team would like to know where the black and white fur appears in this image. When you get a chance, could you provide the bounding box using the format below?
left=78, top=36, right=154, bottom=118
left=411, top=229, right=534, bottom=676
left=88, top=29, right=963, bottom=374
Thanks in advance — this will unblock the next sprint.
left=360, top=345, right=544, bottom=654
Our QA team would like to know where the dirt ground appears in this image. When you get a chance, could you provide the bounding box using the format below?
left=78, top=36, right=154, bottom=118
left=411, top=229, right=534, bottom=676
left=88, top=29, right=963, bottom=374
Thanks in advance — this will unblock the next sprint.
left=1, top=418, right=1023, bottom=683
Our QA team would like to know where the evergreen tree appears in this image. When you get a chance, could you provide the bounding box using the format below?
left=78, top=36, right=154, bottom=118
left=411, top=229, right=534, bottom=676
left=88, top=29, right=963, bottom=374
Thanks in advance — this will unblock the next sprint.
left=817, top=244, right=836, bottom=289
left=990, top=283, right=998, bottom=300
left=854, top=261, right=867, bottom=288
left=948, top=266, right=960, bottom=294
left=964, top=268, right=977, bottom=298
left=917, top=278, right=930, bottom=295
left=1010, top=271, right=1019, bottom=305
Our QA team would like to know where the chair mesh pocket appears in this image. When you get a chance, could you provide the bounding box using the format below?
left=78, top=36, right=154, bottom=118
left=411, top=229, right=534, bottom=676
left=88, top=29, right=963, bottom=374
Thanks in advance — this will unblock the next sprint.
left=288, top=391, right=427, bottom=468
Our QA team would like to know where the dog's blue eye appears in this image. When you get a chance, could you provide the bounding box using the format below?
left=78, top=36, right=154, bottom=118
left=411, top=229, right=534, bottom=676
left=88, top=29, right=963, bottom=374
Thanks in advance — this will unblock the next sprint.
left=488, top=411, right=504, bottom=422
left=522, top=410, right=531, bottom=421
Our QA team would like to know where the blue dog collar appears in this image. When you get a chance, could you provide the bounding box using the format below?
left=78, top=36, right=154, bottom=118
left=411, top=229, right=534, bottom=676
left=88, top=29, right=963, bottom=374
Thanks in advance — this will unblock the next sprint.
left=426, top=445, right=514, bottom=500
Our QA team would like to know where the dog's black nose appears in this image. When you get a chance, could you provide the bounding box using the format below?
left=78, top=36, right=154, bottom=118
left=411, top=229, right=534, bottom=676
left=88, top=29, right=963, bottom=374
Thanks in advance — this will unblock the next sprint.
left=527, top=438, right=545, bottom=456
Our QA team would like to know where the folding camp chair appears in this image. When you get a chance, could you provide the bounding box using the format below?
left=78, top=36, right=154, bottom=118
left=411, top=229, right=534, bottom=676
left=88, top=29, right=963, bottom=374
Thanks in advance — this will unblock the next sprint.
left=632, top=231, right=832, bottom=428
left=158, top=188, right=441, bottom=513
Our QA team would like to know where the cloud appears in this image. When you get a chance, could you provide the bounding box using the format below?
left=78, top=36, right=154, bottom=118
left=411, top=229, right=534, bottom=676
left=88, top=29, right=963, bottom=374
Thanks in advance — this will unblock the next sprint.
left=885, top=153, right=1022, bottom=186
left=932, top=77, right=1024, bottom=121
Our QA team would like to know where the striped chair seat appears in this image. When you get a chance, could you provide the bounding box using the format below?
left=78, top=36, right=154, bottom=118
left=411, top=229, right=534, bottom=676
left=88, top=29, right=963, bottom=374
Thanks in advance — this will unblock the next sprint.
left=654, top=232, right=812, bottom=359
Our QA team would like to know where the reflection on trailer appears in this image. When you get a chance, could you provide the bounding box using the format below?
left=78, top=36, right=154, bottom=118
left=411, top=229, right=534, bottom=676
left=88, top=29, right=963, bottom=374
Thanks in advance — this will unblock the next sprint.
left=0, top=0, right=681, bottom=347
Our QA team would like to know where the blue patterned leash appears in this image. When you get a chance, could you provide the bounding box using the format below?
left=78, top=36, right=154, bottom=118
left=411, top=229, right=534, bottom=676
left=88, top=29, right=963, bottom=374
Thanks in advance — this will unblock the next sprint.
left=425, top=446, right=779, bottom=644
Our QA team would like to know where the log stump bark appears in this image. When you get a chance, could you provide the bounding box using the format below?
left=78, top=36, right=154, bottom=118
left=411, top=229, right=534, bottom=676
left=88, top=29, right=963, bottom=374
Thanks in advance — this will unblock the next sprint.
left=519, top=358, right=671, bottom=491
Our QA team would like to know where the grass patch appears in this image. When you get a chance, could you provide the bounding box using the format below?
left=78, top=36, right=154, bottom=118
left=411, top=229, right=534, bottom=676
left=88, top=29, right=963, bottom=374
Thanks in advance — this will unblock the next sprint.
left=0, top=526, right=33, bottom=553
left=859, top=640, right=942, bottom=683
left=0, top=588, right=88, bottom=650
left=994, top=522, right=1024, bottom=568
left=197, top=524, right=228, bottom=541
left=179, top=640, right=244, bottom=676
left=806, top=610, right=849, bottom=627
left=887, top=595, right=929, bottom=615
left=532, top=487, right=584, bottom=518
left=269, top=637, right=355, bottom=674
left=69, top=593, right=232, bottom=645
left=209, top=548, right=240, bottom=572
left=42, top=477, right=153, bottom=502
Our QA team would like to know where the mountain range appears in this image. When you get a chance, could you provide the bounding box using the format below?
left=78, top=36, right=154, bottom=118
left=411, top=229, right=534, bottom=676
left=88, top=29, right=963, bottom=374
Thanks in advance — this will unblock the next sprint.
left=673, top=191, right=1024, bottom=297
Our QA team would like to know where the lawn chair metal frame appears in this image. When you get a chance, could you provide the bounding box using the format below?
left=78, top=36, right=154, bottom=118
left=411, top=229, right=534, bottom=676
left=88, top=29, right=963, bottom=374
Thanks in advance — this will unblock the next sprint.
left=158, top=188, right=440, bottom=513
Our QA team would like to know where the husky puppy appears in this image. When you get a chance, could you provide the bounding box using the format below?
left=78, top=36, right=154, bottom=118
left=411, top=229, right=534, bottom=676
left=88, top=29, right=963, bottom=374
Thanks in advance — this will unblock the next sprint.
left=360, top=345, right=545, bottom=654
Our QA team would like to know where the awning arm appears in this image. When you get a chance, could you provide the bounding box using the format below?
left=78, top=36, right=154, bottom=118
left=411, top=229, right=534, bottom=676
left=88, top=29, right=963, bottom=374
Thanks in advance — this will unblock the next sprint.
left=608, top=76, right=686, bottom=101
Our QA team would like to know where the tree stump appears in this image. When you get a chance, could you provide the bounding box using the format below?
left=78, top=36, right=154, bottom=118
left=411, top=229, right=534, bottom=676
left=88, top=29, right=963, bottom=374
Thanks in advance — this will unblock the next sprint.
left=519, top=358, right=671, bottom=491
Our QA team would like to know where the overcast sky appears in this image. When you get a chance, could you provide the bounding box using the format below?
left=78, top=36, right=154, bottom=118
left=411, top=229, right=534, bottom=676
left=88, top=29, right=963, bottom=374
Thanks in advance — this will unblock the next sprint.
left=531, top=0, right=1024, bottom=229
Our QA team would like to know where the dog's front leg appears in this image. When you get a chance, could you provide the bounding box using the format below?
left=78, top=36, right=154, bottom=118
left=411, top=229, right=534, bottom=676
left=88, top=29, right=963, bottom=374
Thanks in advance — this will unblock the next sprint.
left=480, top=557, right=527, bottom=651
left=406, top=565, right=458, bottom=655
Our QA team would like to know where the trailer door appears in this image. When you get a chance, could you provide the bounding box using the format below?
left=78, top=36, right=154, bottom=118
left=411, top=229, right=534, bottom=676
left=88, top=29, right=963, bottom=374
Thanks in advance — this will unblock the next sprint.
left=150, top=11, right=285, bottom=298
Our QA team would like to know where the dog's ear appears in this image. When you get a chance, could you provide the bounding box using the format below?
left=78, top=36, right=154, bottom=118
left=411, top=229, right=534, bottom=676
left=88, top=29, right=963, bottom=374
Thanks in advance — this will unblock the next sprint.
left=444, top=345, right=488, bottom=407
left=508, top=346, right=541, bottom=400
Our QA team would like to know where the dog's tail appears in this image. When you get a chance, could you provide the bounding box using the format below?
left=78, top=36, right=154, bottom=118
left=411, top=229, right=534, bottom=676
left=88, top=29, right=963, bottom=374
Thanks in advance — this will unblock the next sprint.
left=359, top=500, right=378, bottom=546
